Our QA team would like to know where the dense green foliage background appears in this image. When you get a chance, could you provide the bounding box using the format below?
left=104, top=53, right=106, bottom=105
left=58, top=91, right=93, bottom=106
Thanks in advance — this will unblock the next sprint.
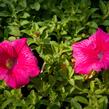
left=0, top=0, right=109, bottom=109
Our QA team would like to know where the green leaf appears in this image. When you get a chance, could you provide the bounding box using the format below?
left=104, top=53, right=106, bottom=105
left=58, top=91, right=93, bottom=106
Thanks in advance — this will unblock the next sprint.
left=8, top=25, right=20, bottom=36
left=30, top=2, right=40, bottom=11
left=74, top=75, right=84, bottom=80
left=0, top=11, right=10, bottom=17
left=90, top=81, right=95, bottom=92
left=74, top=96, right=88, bottom=104
left=18, top=0, right=27, bottom=8
left=102, top=20, right=109, bottom=26
left=1, top=99, right=13, bottom=109
left=99, top=0, right=107, bottom=15
left=71, top=99, right=82, bottom=109
left=20, top=20, right=29, bottom=26
left=48, top=75, right=56, bottom=86
left=8, top=36, right=16, bottom=41
left=68, top=79, right=75, bottom=86
left=87, top=21, right=98, bottom=28
left=20, top=12, right=30, bottom=18
left=99, top=96, right=108, bottom=109
left=95, top=89, right=106, bottom=95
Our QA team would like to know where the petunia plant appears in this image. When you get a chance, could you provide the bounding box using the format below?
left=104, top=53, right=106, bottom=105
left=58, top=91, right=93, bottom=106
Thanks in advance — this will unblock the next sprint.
left=0, top=38, right=40, bottom=88
left=72, top=28, right=109, bottom=75
left=0, top=0, right=109, bottom=109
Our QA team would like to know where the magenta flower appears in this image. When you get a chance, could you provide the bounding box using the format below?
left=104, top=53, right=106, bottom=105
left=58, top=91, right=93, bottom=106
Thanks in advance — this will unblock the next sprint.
left=72, top=28, right=109, bottom=74
left=0, top=38, right=40, bottom=88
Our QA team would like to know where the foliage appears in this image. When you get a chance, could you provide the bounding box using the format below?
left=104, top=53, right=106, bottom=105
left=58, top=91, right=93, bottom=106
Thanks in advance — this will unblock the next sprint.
left=0, top=0, right=109, bottom=109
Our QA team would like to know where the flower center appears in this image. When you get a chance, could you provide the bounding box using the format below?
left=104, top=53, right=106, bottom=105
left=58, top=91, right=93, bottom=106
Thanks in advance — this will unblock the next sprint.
left=98, top=51, right=103, bottom=60
left=6, top=59, right=16, bottom=69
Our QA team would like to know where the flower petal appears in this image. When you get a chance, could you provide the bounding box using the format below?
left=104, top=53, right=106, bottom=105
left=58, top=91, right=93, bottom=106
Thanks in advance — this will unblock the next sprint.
left=5, top=69, right=29, bottom=88
left=0, top=66, right=8, bottom=80
left=72, top=36, right=101, bottom=74
left=11, top=38, right=27, bottom=54
left=16, top=44, right=40, bottom=77
left=89, top=28, right=109, bottom=50
left=0, top=41, right=16, bottom=58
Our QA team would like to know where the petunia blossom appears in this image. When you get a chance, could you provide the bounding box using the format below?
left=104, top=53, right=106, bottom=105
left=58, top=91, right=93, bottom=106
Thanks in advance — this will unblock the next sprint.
left=72, top=28, right=109, bottom=74
left=0, top=38, right=40, bottom=88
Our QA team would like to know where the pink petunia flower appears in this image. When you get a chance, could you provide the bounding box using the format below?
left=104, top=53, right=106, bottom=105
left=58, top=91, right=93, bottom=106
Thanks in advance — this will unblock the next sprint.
left=72, top=28, right=109, bottom=74
left=0, top=38, right=40, bottom=88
